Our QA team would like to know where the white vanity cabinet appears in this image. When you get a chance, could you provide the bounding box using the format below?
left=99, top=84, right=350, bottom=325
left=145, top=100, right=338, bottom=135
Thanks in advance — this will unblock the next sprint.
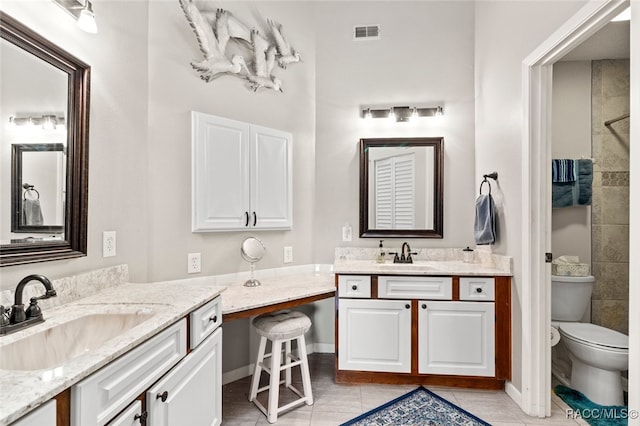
left=192, top=112, right=292, bottom=232
left=418, top=301, right=495, bottom=376
left=68, top=296, right=222, bottom=426
left=12, top=400, right=56, bottom=426
left=146, top=328, right=222, bottom=426
left=338, top=298, right=411, bottom=373
left=336, top=274, right=511, bottom=389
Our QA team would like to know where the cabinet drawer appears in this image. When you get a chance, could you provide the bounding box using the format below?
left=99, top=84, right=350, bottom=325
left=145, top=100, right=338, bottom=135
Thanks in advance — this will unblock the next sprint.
left=378, top=276, right=452, bottom=300
left=459, top=277, right=495, bottom=301
left=71, top=320, right=187, bottom=426
left=338, top=275, right=371, bottom=298
left=106, top=401, right=141, bottom=426
left=190, top=296, right=221, bottom=348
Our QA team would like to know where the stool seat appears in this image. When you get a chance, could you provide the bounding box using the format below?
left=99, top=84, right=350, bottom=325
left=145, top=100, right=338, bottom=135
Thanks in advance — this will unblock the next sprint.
left=253, top=310, right=311, bottom=340
left=249, top=310, right=313, bottom=423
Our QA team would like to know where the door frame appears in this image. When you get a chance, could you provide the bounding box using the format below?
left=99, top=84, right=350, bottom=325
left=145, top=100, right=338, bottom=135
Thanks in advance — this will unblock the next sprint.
left=520, top=0, right=629, bottom=417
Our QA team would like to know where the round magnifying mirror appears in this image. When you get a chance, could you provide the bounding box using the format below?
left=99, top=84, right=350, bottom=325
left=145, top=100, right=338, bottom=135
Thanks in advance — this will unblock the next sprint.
left=241, top=237, right=265, bottom=287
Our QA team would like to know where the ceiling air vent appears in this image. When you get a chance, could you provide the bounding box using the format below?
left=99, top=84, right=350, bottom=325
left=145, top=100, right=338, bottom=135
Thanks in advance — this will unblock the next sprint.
left=354, top=25, right=381, bottom=41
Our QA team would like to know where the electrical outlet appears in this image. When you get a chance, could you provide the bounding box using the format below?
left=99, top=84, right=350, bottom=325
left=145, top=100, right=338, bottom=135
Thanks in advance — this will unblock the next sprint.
left=283, top=246, right=293, bottom=264
left=103, top=231, right=116, bottom=257
left=188, top=252, right=201, bottom=274
left=342, top=225, right=352, bottom=242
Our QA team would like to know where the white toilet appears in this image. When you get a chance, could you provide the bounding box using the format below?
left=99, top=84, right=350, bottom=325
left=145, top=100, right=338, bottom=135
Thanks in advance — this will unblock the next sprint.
left=551, top=274, right=628, bottom=406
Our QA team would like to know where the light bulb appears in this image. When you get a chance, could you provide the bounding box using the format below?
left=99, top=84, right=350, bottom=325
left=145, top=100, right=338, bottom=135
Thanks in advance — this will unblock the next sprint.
left=77, top=2, right=98, bottom=34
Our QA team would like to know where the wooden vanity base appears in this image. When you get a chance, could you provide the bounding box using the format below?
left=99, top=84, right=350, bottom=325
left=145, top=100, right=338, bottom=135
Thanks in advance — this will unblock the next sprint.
left=334, top=370, right=505, bottom=390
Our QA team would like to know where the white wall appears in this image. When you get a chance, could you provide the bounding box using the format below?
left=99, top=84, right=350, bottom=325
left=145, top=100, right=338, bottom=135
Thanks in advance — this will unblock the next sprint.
left=313, top=1, right=477, bottom=261
left=551, top=61, right=592, bottom=263
left=474, top=0, right=588, bottom=394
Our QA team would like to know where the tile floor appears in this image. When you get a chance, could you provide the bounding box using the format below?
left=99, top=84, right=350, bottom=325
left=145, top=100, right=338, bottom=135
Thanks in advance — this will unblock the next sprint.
left=221, top=354, right=588, bottom=425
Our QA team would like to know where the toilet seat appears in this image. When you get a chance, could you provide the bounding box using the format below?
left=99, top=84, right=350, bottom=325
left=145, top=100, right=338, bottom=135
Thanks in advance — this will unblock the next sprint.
left=558, top=322, right=628, bottom=350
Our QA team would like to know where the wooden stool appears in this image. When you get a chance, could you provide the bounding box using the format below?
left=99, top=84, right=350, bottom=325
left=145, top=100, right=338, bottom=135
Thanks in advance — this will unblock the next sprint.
left=249, top=310, right=313, bottom=423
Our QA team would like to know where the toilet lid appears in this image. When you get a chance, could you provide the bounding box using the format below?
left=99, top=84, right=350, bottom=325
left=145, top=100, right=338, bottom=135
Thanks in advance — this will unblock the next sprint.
left=559, top=322, right=628, bottom=349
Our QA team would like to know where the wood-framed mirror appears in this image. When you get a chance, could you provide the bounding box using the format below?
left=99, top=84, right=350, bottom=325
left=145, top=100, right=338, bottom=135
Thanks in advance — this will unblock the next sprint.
left=359, top=137, right=444, bottom=238
left=1, top=12, right=90, bottom=266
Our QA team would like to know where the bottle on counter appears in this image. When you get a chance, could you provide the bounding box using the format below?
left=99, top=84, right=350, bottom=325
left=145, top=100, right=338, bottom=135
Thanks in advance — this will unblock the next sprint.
left=376, top=240, right=385, bottom=263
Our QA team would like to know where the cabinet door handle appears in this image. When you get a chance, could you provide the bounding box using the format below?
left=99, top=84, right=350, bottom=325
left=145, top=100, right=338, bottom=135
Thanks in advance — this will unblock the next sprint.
left=244, top=211, right=249, bottom=227
left=351, top=285, right=358, bottom=291
left=156, top=390, right=169, bottom=402
left=209, top=315, right=218, bottom=323
left=476, top=287, right=483, bottom=293
left=253, top=211, right=257, bottom=226
left=134, top=411, right=148, bottom=424
left=422, top=304, right=427, bottom=309
left=405, top=304, right=410, bottom=309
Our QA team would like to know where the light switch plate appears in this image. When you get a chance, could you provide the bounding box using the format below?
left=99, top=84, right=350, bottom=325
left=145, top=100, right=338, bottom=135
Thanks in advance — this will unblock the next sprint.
left=103, top=231, right=116, bottom=257
left=283, top=246, right=293, bottom=263
left=342, top=225, right=352, bottom=242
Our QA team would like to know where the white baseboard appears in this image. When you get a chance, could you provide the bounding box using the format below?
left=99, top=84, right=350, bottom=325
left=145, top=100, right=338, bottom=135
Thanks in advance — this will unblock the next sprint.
left=222, top=343, right=335, bottom=385
left=505, top=381, right=522, bottom=408
left=313, top=343, right=335, bottom=353
left=222, top=365, right=253, bottom=385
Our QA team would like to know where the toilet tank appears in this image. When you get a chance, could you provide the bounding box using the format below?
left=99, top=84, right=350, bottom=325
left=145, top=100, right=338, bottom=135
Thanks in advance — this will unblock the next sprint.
left=551, top=275, right=595, bottom=321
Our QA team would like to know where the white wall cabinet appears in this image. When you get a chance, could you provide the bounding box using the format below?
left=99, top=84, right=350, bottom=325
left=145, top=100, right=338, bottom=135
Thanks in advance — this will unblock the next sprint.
left=147, top=327, right=222, bottom=426
left=192, top=112, right=292, bottom=232
left=418, top=301, right=495, bottom=376
left=338, top=298, right=411, bottom=373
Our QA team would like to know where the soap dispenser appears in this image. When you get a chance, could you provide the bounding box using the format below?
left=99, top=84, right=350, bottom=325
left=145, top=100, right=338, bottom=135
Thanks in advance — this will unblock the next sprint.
left=376, top=240, right=385, bottom=263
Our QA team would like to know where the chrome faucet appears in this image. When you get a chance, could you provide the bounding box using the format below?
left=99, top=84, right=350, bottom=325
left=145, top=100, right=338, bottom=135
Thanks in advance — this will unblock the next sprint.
left=1, top=274, right=56, bottom=335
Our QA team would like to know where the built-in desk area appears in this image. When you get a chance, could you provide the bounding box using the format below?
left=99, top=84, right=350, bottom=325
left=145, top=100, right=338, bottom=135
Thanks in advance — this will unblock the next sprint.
left=221, top=273, right=335, bottom=321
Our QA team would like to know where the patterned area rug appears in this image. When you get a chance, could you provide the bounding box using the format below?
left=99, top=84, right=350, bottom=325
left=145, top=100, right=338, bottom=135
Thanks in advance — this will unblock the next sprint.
left=340, top=386, right=490, bottom=426
left=554, top=385, right=628, bottom=426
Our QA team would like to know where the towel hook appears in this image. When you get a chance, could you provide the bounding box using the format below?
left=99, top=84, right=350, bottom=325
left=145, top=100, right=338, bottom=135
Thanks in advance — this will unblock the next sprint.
left=479, top=172, right=498, bottom=195
left=22, top=183, right=39, bottom=200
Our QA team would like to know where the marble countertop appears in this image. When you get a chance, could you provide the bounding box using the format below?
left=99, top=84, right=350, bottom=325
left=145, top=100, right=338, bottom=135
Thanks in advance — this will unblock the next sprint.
left=220, top=273, right=335, bottom=315
left=0, top=278, right=225, bottom=425
left=333, top=259, right=512, bottom=276
left=333, top=247, right=513, bottom=276
left=0, top=266, right=336, bottom=425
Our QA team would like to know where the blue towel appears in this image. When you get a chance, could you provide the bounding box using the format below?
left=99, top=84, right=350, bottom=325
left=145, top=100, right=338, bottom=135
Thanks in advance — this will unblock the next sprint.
left=552, top=159, right=577, bottom=182
left=552, top=159, right=593, bottom=208
left=474, top=194, right=497, bottom=245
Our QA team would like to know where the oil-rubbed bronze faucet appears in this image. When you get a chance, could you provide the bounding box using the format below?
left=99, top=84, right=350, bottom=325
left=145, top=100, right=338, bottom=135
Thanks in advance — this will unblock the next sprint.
left=1, top=274, right=56, bottom=335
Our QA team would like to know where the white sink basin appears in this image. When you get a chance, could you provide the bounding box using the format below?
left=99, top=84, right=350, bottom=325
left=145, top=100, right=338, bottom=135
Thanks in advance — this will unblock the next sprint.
left=376, top=261, right=435, bottom=272
left=0, top=308, right=155, bottom=371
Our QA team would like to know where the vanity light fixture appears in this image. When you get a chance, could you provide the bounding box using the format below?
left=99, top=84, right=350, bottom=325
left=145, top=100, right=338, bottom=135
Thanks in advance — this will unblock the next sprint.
left=52, top=0, right=98, bottom=34
left=360, top=105, right=444, bottom=122
left=9, top=115, right=66, bottom=130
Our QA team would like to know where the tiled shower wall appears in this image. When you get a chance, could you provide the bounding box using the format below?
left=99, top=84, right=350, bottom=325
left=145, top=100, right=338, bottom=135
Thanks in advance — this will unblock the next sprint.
left=590, top=59, right=630, bottom=335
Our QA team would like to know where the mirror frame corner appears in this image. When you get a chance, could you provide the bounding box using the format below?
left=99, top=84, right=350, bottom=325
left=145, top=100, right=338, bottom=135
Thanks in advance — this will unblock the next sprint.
left=359, top=136, right=444, bottom=239
left=0, top=12, right=90, bottom=267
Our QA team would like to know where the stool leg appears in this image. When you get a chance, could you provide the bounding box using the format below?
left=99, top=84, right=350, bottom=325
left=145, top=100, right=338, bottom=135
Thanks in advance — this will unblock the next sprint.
left=297, top=335, right=313, bottom=405
left=285, top=339, right=292, bottom=387
left=249, top=336, right=267, bottom=402
left=267, top=339, right=283, bottom=423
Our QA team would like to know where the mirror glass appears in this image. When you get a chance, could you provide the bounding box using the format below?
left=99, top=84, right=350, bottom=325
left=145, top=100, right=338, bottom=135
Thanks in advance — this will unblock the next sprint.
left=0, top=12, right=90, bottom=266
left=360, top=137, right=444, bottom=238
left=241, top=237, right=265, bottom=263
left=11, top=143, right=66, bottom=235
left=241, top=237, right=265, bottom=287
